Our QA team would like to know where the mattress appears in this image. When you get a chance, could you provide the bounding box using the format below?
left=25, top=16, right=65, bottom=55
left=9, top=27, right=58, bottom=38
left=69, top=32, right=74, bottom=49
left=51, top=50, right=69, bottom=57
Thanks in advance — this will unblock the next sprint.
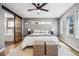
left=21, top=34, right=59, bottom=50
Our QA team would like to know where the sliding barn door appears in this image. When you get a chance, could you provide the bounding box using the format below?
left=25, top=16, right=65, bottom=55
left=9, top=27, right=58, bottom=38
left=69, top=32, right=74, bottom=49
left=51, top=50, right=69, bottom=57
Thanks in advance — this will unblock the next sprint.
left=14, top=16, right=22, bottom=43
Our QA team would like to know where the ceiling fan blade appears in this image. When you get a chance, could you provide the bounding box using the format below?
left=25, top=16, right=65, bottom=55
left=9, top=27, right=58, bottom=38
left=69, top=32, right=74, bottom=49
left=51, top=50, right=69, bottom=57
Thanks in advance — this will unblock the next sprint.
left=39, top=3, right=47, bottom=8
left=32, top=3, right=37, bottom=8
left=40, top=8, right=48, bottom=12
left=28, top=9, right=35, bottom=11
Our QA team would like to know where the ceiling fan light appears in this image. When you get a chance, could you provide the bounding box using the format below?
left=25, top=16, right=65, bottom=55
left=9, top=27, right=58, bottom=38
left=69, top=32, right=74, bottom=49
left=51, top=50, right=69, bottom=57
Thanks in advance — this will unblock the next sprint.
left=37, top=10, right=40, bottom=14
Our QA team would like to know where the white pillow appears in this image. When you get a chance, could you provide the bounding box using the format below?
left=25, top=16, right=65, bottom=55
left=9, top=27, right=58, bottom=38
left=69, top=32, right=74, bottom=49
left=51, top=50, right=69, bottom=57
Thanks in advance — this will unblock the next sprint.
left=33, top=29, right=49, bottom=35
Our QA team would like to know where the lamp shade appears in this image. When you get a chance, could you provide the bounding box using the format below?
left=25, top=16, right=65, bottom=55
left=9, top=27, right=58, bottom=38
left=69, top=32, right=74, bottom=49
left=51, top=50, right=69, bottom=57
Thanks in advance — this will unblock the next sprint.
left=28, top=28, right=31, bottom=31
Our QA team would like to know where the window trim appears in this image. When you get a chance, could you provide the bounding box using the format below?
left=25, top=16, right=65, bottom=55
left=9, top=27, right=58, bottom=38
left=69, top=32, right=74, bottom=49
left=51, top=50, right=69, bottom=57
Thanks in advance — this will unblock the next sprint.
left=66, top=15, right=74, bottom=36
left=74, top=9, right=79, bottom=39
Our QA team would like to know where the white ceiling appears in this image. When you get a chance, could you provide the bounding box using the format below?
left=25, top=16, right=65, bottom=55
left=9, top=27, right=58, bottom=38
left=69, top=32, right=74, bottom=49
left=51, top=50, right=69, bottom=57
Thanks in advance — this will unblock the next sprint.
left=2, top=3, right=74, bottom=18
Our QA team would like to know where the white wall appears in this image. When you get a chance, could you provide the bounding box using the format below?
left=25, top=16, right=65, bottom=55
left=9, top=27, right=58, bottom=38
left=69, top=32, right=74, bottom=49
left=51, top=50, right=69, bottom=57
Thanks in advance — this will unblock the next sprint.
left=23, top=18, right=58, bottom=36
left=59, top=3, right=79, bottom=51
left=0, top=4, right=14, bottom=50
left=4, top=12, right=14, bottom=41
left=0, top=4, right=5, bottom=49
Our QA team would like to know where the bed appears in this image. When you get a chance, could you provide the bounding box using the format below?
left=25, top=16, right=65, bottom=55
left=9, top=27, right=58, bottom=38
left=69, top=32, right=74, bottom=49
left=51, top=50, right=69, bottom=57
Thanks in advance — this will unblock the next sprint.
left=21, top=29, right=59, bottom=50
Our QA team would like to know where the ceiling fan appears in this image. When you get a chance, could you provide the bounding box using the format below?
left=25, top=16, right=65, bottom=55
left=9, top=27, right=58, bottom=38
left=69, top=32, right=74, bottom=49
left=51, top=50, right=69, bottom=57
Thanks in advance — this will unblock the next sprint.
left=28, top=3, right=49, bottom=14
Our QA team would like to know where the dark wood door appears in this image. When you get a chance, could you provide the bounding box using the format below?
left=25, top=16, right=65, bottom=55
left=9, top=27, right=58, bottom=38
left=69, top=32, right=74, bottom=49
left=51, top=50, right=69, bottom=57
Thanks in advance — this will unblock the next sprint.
left=14, top=16, right=22, bottom=43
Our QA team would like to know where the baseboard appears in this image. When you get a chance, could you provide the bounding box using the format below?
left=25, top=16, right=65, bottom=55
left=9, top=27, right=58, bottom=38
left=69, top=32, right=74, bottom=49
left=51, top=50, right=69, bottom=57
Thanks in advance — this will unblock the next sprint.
left=59, top=39, right=79, bottom=56
left=0, top=48, right=5, bottom=56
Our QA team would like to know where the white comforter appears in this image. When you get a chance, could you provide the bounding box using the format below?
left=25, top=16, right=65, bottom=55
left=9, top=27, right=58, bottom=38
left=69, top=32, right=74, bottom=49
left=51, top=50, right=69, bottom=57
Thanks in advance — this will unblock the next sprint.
left=21, top=35, right=59, bottom=50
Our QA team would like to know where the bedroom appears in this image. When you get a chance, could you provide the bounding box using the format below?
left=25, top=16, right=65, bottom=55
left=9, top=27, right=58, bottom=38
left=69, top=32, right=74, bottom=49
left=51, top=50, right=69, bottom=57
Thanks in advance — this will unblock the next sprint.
left=0, top=3, right=79, bottom=56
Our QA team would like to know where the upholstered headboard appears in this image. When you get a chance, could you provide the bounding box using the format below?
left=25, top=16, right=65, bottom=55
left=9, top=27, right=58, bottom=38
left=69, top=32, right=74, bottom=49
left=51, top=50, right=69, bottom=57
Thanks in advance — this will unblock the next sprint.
left=33, top=29, right=49, bottom=34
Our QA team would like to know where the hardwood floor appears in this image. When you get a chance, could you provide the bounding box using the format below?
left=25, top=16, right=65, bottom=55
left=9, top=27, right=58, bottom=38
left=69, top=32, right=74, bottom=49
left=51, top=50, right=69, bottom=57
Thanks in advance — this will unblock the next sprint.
left=4, top=41, right=77, bottom=56
left=5, top=41, right=33, bottom=56
left=59, top=39, right=79, bottom=56
left=5, top=46, right=33, bottom=56
left=5, top=41, right=14, bottom=48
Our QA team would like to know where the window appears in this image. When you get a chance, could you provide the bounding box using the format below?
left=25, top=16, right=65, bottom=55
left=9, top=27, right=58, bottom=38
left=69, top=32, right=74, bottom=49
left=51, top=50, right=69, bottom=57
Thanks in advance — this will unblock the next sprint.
left=67, top=15, right=74, bottom=35
left=4, top=12, right=14, bottom=35
left=8, top=20, right=14, bottom=27
left=6, top=18, right=14, bottom=35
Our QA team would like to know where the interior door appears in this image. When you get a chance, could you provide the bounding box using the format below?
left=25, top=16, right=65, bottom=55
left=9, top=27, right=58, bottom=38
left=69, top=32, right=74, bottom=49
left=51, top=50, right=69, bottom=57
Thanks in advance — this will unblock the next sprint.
left=14, top=16, right=22, bottom=43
